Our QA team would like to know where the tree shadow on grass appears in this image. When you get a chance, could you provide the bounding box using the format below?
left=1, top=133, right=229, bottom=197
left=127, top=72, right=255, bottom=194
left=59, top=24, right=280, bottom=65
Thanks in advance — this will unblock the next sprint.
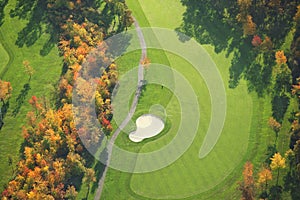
left=91, top=148, right=108, bottom=193
left=177, top=0, right=296, bottom=95
left=271, top=94, right=290, bottom=123
left=10, top=0, right=46, bottom=47
left=40, top=33, right=58, bottom=56
left=12, top=83, right=31, bottom=117
left=0, top=0, right=8, bottom=26
left=0, top=101, right=9, bottom=130
left=10, top=0, right=57, bottom=56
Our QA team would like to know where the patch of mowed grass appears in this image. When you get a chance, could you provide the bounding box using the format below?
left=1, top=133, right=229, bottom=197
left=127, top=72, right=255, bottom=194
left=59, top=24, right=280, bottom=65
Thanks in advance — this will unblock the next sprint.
left=126, top=0, right=151, bottom=27
left=135, top=0, right=185, bottom=29
left=0, top=0, right=62, bottom=191
left=129, top=49, right=252, bottom=199
left=78, top=47, right=174, bottom=198
left=100, top=0, right=263, bottom=199
left=111, top=48, right=176, bottom=152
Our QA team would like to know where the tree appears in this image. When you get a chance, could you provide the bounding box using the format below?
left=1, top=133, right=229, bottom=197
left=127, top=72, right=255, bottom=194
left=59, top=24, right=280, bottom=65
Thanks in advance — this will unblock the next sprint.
left=260, top=36, right=273, bottom=51
left=275, top=50, right=287, bottom=65
left=237, top=0, right=252, bottom=11
left=23, top=60, right=35, bottom=81
left=257, top=167, right=272, bottom=199
left=270, top=152, right=286, bottom=199
left=65, top=185, right=78, bottom=200
left=0, top=80, right=12, bottom=105
left=83, top=168, right=96, bottom=199
left=239, top=161, right=255, bottom=200
left=272, top=51, right=291, bottom=95
left=243, top=15, right=256, bottom=36
left=252, top=35, right=262, bottom=47
left=268, top=117, right=282, bottom=146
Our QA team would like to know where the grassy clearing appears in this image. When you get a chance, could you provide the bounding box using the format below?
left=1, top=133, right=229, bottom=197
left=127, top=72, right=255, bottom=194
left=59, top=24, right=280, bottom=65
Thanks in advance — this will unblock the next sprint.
left=0, top=0, right=62, bottom=190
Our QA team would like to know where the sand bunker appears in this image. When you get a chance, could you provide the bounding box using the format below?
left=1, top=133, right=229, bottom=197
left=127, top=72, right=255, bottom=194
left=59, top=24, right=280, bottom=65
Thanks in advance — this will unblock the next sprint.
left=129, top=114, right=165, bottom=142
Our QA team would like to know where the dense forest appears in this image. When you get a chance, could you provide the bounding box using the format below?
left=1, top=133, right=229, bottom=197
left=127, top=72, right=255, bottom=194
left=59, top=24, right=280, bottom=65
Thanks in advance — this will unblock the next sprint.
left=1, top=0, right=132, bottom=199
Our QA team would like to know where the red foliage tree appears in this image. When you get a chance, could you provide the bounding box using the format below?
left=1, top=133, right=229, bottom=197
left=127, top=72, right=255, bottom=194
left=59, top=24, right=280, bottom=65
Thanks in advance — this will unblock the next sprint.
left=252, top=35, right=262, bottom=47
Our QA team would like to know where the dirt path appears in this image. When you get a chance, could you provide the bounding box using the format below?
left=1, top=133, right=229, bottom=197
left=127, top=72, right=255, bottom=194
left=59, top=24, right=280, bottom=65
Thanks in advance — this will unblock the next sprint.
left=94, top=17, right=146, bottom=200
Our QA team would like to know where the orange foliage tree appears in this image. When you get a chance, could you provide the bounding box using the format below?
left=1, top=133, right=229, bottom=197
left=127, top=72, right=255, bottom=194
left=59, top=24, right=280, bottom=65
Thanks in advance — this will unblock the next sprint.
left=257, top=167, right=272, bottom=199
left=2, top=99, right=96, bottom=199
left=268, top=117, right=282, bottom=146
left=275, top=50, right=287, bottom=65
left=238, top=161, right=255, bottom=200
left=0, top=80, right=12, bottom=105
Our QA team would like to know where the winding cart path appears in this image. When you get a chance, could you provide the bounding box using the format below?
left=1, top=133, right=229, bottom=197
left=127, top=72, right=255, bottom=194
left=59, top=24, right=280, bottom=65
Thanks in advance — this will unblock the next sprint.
left=94, top=17, right=147, bottom=200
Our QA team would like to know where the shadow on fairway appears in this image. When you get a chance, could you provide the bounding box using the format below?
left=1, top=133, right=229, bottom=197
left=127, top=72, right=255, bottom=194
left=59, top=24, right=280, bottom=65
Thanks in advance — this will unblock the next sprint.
left=0, top=0, right=8, bottom=26
left=12, top=83, right=31, bottom=117
left=0, top=101, right=9, bottom=130
left=177, top=0, right=295, bottom=96
left=10, top=0, right=56, bottom=56
left=91, top=148, right=108, bottom=193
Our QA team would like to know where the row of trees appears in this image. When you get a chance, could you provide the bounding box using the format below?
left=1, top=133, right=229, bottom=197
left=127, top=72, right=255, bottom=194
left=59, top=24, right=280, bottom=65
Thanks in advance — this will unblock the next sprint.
left=239, top=2, right=300, bottom=199
left=2, top=0, right=133, bottom=199
left=239, top=152, right=287, bottom=200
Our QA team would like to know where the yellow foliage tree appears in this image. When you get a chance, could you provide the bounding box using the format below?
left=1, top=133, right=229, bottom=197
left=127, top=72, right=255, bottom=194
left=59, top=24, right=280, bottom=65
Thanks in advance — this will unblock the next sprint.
left=23, top=60, right=35, bottom=81
left=275, top=50, right=287, bottom=65
left=257, top=167, right=272, bottom=198
left=0, top=80, right=12, bottom=105
left=270, top=152, right=286, bottom=170
left=270, top=152, right=286, bottom=187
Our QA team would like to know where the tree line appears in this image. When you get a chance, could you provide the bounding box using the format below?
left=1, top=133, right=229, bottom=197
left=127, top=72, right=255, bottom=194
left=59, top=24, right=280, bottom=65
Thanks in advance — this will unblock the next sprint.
left=1, top=0, right=133, bottom=199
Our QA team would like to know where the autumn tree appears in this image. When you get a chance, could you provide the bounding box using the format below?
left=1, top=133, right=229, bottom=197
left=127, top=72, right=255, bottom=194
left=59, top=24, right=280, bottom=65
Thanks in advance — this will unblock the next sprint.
left=260, top=36, right=273, bottom=52
left=0, top=80, right=12, bottom=105
left=275, top=50, right=287, bottom=65
left=251, top=35, right=262, bottom=47
left=83, top=168, right=96, bottom=199
left=272, top=50, right=291, bottom=97
left=257, top=166, right=272, bottom=199
left=239, top=161, right=255, bottom=200
left=237, top=0, right=256, bottom=36
left=270, top=152, right=286, bottom=199
left=23, top=60, right=35, bottom=81
left=65, top=185, right=78, bottom=200
left=1, top=100, right=90, bottom=199
left=268, top=117, right=282, bottom=147
left=243, top=15, right=256, bottom=36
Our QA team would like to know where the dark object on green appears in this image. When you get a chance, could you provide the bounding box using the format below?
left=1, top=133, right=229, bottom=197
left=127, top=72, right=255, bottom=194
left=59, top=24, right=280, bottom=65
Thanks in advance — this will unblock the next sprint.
left=0, top=108, right=3, bottom=130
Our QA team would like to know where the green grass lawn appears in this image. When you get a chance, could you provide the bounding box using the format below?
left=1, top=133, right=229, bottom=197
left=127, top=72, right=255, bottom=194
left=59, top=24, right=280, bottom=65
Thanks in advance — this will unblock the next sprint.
left=99, top=0, right=297, bottom=199
left=0, top=0, right=294, bottom=200
left=99, top=0, right=256, bottom=199
left=0, top=0, right=62, bottom=190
